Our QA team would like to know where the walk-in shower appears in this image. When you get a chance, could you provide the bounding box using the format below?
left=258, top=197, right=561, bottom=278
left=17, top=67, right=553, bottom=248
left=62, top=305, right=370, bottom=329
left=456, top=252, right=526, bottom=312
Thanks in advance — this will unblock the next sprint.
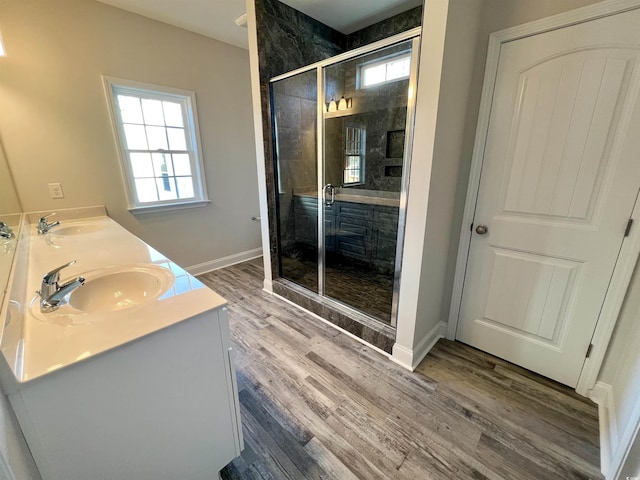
left=270, top=29, right=420, bottom=327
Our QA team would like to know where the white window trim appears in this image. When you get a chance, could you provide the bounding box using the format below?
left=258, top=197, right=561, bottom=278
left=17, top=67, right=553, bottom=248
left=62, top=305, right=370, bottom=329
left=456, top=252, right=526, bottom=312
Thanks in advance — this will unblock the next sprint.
left=102, top=76, right=209, bottom=213
left=356, top=51, right=412, bottom=90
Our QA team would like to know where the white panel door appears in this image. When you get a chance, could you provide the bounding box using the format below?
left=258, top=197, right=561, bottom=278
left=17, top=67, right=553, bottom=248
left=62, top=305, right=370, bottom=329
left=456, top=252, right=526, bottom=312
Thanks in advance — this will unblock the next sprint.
left=457, top=8, right=640, bottom=387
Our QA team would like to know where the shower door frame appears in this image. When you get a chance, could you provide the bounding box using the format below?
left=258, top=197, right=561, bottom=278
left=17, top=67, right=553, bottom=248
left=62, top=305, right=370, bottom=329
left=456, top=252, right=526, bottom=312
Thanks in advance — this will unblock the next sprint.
left=270, top=27, right=422, bottom=328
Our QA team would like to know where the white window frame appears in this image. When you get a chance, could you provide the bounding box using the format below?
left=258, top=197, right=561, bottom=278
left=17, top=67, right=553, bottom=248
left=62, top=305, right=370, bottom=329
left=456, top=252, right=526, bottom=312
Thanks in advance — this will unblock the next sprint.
left=102, top=76, right=209, bottom=213
left=357, top=51, right=412, bottom=89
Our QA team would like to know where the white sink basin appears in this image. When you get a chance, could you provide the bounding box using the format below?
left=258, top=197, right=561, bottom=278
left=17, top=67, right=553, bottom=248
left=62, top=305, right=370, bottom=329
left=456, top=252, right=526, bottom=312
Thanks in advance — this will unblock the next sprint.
left=68, top=265, right=175, bottom=313
left=50, top=223, right=105, bottom=236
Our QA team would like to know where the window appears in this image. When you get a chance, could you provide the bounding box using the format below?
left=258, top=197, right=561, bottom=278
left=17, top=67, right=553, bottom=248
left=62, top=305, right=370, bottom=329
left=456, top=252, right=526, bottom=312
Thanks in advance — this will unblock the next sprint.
left=344, top=126, right=365, bottom=185
left=359, top=52, right=411, bottom=88
left=103, top=77, right=208, bottom=212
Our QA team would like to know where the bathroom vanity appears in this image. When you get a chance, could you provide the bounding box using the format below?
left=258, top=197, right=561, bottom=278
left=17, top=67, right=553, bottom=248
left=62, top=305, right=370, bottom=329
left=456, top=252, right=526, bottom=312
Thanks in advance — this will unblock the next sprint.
left=0, top=207, right=243, bottom=480
left=293, top=191, right=400, bottom=271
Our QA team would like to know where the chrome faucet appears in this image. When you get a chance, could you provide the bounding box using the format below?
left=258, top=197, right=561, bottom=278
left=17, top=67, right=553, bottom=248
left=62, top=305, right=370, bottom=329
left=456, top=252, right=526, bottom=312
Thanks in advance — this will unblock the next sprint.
left=38, top=260, right=85, bottom=313
left=37, top=213, right=60, bottom=235
left=0, top=222, right=14, bottom=239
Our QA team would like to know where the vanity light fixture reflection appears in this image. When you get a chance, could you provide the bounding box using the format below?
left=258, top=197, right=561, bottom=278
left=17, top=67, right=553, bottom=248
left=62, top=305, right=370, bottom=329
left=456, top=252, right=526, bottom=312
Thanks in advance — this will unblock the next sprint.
left=0, top=33, right=5, bottom=57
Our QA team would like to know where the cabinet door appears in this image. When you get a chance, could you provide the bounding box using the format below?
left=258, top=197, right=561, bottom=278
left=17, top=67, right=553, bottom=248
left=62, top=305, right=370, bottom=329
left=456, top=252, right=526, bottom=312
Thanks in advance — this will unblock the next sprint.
left=372, top=206, right=399, bottom=264
left=10, top=311, right=242, bottom=480
left=294, top=196, right=318, bottom=247
left=334, top=202, right=372, bottom=261
left=325, top=208, right=335, bottom=252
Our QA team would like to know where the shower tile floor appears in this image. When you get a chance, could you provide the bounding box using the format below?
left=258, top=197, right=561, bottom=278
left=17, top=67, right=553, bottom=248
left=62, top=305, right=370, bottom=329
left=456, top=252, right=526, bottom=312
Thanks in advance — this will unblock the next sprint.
left=280, top=255, right=395, bottom=323
left=198, top=258, right=602, bottom=480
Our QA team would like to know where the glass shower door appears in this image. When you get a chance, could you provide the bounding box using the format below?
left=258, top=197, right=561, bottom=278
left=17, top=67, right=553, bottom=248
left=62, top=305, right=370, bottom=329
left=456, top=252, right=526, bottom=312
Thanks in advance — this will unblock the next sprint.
left=321, top=40, right=416, bottom=324
left=271, top=70, right=319, bottom=293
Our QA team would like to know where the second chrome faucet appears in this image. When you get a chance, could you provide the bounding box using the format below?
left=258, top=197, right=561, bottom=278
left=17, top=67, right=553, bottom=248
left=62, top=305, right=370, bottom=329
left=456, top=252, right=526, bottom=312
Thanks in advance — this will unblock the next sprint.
left=37, top=213, right=60, bottom=235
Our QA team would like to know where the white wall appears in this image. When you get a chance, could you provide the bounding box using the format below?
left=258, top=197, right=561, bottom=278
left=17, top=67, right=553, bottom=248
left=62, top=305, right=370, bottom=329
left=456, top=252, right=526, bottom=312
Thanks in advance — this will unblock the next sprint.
left=596, top=259, right=640, bottom=479
left=393, top=0, right=484, bottom=367
left=0, top=0, right=261, bottom=269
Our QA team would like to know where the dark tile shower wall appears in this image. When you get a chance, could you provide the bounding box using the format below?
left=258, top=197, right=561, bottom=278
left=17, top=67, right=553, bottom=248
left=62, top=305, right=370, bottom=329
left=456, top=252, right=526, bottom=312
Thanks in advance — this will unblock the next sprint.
left=255, top=0, right=345, bottom=83
left=346, top=6, right=423, bottom=50
left=255, top=0, right=423, bottom=351
left=271, top=73, right=318, bottom=254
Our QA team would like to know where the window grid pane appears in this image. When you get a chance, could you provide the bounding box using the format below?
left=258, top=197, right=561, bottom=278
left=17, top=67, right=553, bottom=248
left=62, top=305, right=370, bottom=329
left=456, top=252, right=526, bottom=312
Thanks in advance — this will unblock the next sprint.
left=361, top=53, right=411, bottom=88
left=141, top=99, right=165, bottom=126
left=112, top=83, right=203, bottom=206
left=117, top=96, right=144, bottom=124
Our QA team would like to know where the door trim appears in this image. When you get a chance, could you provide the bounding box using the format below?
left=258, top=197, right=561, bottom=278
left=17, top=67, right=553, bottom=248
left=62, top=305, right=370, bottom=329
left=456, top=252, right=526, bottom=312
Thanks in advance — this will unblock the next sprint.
left=447, top=0, right=640, bottom=397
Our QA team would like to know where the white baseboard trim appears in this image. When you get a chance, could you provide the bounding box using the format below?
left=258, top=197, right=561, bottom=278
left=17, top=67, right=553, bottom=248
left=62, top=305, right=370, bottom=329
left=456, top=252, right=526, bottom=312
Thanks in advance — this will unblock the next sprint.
left=185, top=248, right=263, bottom=276
left=590, top=381, right=616, bottom=477
left=391, top=321, right=447, bottom=371
left=390, top=344, right=414, bottom=371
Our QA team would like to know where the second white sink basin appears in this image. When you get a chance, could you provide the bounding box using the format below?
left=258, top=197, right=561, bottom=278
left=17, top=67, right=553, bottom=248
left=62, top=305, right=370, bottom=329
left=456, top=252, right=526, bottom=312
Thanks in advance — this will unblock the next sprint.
left=68, top=265, right=175, bottom=313
left=50, top=223, right=105, bottom=236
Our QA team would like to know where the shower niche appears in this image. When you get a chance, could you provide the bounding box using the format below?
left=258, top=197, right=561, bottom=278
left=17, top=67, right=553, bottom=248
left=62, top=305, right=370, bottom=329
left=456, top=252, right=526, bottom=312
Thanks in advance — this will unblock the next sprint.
left=271, top=35, right=419, bottom=327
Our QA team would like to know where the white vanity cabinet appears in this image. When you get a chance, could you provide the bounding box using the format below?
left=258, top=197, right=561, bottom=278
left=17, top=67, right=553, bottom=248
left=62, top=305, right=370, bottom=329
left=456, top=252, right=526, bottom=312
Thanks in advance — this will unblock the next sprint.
left=8, top=306, right=243, bottom=480
left=0, top=209, right=244, bottom=479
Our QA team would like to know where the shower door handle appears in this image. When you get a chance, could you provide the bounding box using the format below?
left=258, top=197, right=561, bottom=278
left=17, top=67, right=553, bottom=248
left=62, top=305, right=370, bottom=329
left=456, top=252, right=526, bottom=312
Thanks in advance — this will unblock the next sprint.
left=323, top=184, right=335, bottom=207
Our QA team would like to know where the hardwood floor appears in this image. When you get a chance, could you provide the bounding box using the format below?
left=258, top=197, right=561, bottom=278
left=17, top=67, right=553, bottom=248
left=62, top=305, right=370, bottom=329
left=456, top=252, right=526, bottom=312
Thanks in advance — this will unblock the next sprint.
left=198, top=258, right=602, bottom=480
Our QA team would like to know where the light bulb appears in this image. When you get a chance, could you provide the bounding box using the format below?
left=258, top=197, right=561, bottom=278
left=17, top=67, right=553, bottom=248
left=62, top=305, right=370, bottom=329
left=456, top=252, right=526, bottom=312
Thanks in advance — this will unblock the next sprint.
left=338, top=96, right=347, bottom=111
left=328, top=99, right=337, bottom=112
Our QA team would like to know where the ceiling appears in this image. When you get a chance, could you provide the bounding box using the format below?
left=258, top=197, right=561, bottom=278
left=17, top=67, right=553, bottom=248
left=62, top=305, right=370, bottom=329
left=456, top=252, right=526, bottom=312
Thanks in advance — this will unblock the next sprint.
left=95, top=0, right=422, bottom=50
left=96, top=0, right=249, bottom=49
left=281, top=0, right=423, bottom=35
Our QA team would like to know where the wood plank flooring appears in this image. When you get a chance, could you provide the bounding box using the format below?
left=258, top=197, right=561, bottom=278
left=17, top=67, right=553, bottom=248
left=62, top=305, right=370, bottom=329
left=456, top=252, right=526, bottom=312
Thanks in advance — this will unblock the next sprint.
left=198, top=258, right=602, bottom=480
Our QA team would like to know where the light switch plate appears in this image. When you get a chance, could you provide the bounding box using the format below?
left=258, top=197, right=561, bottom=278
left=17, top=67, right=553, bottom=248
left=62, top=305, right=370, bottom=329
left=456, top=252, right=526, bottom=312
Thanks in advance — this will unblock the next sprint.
left=48, top=183, right=64, bottom=199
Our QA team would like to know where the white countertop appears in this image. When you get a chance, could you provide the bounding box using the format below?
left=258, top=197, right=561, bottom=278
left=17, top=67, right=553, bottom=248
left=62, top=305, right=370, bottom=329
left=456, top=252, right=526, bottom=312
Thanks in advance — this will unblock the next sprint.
left=0, top=209, right=227, bottom=386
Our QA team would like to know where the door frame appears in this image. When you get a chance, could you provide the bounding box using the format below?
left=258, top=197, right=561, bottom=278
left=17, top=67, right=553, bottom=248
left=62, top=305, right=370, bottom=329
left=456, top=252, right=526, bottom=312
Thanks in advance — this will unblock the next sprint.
left=447, top=0, right=640, bottom=396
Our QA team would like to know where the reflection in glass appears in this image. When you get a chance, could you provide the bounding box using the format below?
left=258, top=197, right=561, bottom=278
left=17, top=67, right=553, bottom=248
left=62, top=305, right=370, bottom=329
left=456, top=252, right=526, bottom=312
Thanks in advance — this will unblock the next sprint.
left=321, top=41, right=411, bottom=323
left=271, top=40, right=414, bottom=325
left=157, top=260, right=206, bottom=300
left=271, top=70, right=319, bottom=293
left=152, top=153, right=173, bottom=177
left=156, top=178, right=178, bottom=200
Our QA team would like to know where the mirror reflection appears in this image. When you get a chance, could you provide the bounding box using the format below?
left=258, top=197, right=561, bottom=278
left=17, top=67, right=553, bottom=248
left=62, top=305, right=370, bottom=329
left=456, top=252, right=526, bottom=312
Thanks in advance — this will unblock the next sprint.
left=0, top=136, right=22, bottom=308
